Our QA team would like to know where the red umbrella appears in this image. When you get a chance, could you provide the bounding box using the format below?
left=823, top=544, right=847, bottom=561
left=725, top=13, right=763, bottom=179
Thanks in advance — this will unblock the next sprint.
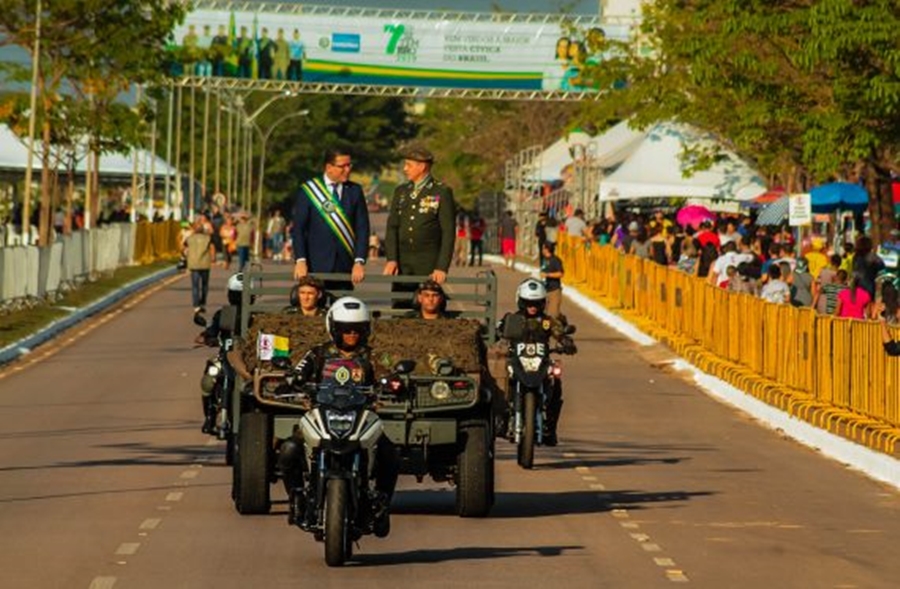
left=676, top=204, right=716, bottom=229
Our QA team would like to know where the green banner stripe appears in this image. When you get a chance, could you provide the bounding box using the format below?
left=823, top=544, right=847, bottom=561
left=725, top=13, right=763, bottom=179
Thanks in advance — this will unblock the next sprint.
left=305, top=59, right=541, bottom=80
left=301, top=181, right=354, bottom=256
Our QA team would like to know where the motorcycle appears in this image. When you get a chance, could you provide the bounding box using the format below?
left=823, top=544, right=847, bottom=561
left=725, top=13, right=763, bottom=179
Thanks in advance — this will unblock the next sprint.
left=194, top=313, right=235, bottom=465
left=277, top=358, right=413, bottom=567
left=502, top=313, right=575, bottom=469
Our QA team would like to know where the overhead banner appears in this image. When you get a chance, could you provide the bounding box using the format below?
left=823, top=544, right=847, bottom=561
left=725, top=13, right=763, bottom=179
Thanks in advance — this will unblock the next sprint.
left=167, top=5, right=628, bottom=91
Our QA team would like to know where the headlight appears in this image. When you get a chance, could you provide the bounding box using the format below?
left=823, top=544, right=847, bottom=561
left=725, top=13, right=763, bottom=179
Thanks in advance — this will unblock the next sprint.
left=429, top=381, right=451, bottom=401
left=206, top=364, right=221, bottom=377
left=325, top=410, right=356, bottom=438
left=520, top=356, right=543, bottom=372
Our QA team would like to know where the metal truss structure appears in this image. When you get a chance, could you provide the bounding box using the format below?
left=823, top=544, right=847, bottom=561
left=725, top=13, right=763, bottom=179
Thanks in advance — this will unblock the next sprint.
left=172, top=76, right=604, bottom=103
left=191, top=0, right=604, bottom=27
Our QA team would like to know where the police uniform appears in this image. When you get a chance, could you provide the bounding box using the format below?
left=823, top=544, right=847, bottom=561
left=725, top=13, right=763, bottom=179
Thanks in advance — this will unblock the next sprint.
left=499, top=310, right=576, bottom=445
left=385, top=149, right=457, bottom=278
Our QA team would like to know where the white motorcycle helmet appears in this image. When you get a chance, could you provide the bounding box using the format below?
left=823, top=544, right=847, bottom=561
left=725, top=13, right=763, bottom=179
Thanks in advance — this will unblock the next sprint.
left=226, top=273, right=244, bottom=305
left=326, top=296, right=372, bottom=349
left=516, top=278, right=547, bottom=313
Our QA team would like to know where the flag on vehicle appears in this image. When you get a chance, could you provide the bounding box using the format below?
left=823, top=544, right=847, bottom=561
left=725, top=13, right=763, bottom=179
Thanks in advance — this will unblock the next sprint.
left=257, top=333, right=290, bottom=360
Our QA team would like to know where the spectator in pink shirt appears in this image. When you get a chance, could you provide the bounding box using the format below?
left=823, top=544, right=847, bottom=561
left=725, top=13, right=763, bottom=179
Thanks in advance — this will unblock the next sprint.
left=834, top=276, right=871, bottom=320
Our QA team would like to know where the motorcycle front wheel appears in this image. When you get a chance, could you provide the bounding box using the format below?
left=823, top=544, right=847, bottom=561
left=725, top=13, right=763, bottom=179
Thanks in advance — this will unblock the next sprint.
left=324, top=478, right=351, bottom=567
left=517, top=391, right=537, bottom=469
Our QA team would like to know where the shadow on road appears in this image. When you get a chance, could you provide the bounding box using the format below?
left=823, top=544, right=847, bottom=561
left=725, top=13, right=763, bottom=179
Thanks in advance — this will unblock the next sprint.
left=349, top=544, right=584, bottom=567
left=393, top=487, right=714, bottom=518
left=0, top=440, right=225, bottom=473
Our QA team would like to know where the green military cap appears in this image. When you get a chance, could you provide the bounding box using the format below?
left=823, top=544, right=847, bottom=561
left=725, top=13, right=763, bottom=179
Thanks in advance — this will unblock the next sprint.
left=400, top=145, right=435, bottom=163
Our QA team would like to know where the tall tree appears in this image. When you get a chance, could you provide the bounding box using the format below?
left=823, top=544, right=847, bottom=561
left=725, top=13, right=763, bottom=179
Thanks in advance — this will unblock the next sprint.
left=577, top=0, right=900, bottom=240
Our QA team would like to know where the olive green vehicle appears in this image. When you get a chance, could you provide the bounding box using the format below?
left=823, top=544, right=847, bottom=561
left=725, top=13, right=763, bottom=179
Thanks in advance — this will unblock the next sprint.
left=229, top=269, right=500, bottom=518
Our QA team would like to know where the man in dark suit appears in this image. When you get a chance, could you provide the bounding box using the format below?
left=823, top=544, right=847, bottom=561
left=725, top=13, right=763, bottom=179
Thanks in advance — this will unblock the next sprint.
left=292, top=147, right=370, bottom=295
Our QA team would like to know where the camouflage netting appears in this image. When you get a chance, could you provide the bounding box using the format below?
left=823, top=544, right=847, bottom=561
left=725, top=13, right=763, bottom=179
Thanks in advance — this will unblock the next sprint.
left=242, top=314, right=483, bottom=377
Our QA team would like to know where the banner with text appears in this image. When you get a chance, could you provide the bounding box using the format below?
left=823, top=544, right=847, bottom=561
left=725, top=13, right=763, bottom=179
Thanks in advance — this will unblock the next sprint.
left=168, top=7, right=627, bottom=91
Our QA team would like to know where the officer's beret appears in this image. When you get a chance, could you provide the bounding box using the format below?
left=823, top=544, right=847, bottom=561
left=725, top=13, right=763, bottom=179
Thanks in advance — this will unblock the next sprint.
left=401, top=146, right=435, bottom=163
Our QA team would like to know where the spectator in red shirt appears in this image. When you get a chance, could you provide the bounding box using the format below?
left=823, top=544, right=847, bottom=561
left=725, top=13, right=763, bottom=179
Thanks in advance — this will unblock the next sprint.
left=696, top=220, right=720, bottom=252
left=467, top=212, right=486, bottom=266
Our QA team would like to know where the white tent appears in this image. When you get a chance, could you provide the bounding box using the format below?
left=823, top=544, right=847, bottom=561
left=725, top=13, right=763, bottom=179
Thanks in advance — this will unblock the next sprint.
left=598, top=122, right=767, bottom=203
left=533, top=130, right=592, bottom=182
left=530, top=121, right=647, bottom=182
left=591, top=119, right=647, bottom=169
left=0, top=124, right=177, bottom=177
left=0, top=124, right=33, bottom=170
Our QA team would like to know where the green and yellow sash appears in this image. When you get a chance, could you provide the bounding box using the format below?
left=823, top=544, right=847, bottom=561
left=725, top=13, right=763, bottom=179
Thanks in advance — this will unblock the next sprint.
left=301, top=178, right=355, bottom=256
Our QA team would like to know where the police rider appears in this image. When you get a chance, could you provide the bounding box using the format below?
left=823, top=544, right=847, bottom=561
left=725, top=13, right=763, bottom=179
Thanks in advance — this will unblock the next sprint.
left=278, top=297, right=397, bottom=536
left=195, top=273, right=245, bottom=433
left=499, top=278, right=577, bottom=446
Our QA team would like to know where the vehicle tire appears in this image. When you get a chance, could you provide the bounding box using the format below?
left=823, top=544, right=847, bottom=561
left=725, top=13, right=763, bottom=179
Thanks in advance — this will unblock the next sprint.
left=517, top=391, right=536, bottom=469
left=235, top=412, right=271, bottom=515
left=225, top=433, right=235, bottom=466
left=456, top=420, right=492, bottom=517
left=324, top=478, right=350, bottom=567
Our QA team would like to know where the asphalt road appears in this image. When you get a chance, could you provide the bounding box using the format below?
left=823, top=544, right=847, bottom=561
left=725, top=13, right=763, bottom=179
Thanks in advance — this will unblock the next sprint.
left=0, top=259, right=898, bottom=589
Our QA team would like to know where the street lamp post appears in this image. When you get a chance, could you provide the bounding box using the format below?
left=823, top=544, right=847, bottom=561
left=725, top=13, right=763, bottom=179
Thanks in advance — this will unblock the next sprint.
left=252, top=109, right=309, bottom=259
left=23, top=0, right=42, bottom=244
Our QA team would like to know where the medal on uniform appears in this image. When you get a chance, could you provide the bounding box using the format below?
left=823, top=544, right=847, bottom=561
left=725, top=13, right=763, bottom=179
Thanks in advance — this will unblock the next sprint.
left=542, top=319, right=551, bottom=330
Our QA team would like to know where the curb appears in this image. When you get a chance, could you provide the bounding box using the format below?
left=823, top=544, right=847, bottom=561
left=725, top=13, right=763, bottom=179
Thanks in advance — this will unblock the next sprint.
left=0, top=265, right=179, bottom=366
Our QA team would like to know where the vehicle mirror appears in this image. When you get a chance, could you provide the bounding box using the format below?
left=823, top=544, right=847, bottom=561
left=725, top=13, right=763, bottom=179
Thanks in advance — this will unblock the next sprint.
left=564, top=324, right=577, bottom=335
left=272, top=356, right=292, bottom=370
left=502, top=313, right=526, bottom=340
left=193, top=312, right=208, bottom=327
left=393, top=359, right=416, bottom=375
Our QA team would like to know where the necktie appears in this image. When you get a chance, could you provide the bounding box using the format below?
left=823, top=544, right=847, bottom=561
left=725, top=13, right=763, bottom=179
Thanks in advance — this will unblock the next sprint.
left=331, top=182, right=341, bottom=206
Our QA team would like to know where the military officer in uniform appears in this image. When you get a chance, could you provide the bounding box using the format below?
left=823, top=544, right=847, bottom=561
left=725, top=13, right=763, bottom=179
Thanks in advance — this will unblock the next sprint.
left=383, top=147, right=456, bottom=305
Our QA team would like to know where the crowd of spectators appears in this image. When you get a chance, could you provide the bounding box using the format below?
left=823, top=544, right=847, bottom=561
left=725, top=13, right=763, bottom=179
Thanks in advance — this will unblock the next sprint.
left=550, top=207, right=894, bottom=322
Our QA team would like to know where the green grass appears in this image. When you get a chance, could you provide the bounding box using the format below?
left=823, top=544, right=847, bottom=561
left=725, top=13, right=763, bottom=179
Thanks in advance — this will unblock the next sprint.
left=0, top=260, right=176, bottom=349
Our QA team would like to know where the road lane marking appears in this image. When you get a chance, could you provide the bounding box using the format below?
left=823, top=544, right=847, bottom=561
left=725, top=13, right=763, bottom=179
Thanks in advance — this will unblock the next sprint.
left=165, top=492, right=183, bottom=502
left=563, top=452, right=577, bottom=458
left=666, top=570, right=690, bottom=583
left=612, top=509, right=629, bottom=518
left=621, top=522, right=639, bottom=529
left=575, top=466, right=590, bottom=474
left=88, top=577, right=117, bottom=589
left=655, top=557, right=676, bottom=567
left=630, top=533, right=650, bottom=542
left=205, top=439, right=219, bottom=446
left=589, top=483, right=606, bottom=490
left=115, top=543, right=140, bottom=556
left=156, top=505, right=172, bottom=511
left=642, top=543, right=662, bottom=552
left=581, top=475, right=598, bottom=481
left=139, top=518, right=161, bottom=530
left=180, top=470, right=199, bottom=479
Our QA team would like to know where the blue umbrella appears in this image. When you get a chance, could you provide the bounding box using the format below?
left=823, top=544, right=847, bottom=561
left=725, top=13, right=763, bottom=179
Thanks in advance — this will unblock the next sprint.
left=756, top=195, right=789, bottom=226
left=810, top=182, right=869, bottom=214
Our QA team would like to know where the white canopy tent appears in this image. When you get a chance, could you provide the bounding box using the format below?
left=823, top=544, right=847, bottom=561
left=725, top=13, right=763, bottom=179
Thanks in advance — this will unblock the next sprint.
left=0, top=124, right=177, bottom=178
left=528, top=120, right=647, bottom=182
left=598, top=122, right=767, bottom=204
left=533, top=130, right=593, bottom=182
left=590, top=119, right=647, bottom=169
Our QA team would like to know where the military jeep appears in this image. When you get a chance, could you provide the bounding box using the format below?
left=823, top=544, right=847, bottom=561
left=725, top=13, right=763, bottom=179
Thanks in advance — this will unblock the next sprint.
left=229, top=269, right=500, bottom=518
